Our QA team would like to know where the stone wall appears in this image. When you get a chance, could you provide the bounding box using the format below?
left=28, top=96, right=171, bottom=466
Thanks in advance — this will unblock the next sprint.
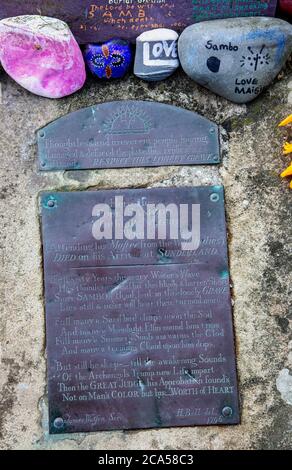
left=0, top=64, right=291, bottom=449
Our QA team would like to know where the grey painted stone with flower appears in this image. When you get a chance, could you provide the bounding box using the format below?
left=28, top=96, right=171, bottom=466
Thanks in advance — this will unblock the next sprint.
left=178, top=17, right=292, bottom=103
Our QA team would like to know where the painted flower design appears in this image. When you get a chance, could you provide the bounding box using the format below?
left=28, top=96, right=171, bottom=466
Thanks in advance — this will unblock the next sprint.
left=240, top=45, right=271, bottom=72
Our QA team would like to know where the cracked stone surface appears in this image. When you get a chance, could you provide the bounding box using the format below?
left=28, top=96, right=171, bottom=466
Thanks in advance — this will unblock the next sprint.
left=0, top=64, right=291, bottom=449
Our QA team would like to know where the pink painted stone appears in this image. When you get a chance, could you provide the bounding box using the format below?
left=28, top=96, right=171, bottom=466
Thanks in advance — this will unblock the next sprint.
left=0, top=15, right=86, bottom=98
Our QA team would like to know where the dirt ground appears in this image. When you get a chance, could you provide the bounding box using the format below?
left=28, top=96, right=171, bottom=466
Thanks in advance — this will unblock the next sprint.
left=0, top=60, right=291, bottom=449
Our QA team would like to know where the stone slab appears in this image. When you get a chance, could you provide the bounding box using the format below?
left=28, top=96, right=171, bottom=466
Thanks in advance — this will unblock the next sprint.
left=0, top=1, right=277, bottom=44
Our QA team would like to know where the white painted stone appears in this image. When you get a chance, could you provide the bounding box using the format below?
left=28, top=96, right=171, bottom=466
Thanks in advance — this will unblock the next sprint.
left=134, top=28, right=179, bottom=81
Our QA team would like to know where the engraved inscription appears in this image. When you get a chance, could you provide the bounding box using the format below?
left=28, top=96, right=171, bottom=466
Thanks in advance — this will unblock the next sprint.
left=38, top=102, right=220, bottom=170
left=41, top=188, right=239, bottom=433
left=51, top=266, right=234, bottom=412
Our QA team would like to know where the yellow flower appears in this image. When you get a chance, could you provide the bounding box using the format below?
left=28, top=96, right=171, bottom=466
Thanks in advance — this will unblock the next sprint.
left=281, top=163, right=292, bottom=178
left=279, top=114, right=292, bottom=127
left=283, top=142, right=292, bottom=154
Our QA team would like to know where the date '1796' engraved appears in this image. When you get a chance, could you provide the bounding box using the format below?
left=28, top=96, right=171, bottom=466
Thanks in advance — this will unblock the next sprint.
left=41, top=187, right=240, bottom=434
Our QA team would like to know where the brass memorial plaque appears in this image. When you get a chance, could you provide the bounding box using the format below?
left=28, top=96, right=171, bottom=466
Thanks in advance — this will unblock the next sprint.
left=38, top=101, right=220, bottom=171
left=41, top=187, right=239, bottom=434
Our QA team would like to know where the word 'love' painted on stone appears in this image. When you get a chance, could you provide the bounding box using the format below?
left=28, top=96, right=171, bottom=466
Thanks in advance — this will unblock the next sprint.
left=234, top=77, right=263, bottom=96
left=143, top=40, right=178, bottom=67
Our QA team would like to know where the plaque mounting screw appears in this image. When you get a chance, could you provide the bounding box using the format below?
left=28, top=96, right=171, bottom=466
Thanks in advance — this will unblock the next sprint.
left=53, top=417, right=64, bottom=429
left=210, top=193, right=220, bottom=202
left=47, top=199, right=55, bottom=208
left=210, top=128, right=216, bottom=134
left=39, top=131, right=45, bottom=138
left=222, top=406, right=233, bottom=418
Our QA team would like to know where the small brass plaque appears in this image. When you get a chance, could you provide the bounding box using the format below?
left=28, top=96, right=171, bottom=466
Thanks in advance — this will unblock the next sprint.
left=38, top=102, right=220, bottom=170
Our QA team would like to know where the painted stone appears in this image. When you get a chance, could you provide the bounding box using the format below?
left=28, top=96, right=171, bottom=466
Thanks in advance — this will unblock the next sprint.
left=0, top=15, right=86, bottom=98
left=178, top=17, right=292, bottom=104
left=0, top=1, right=278, bottom=44
left=134, top=29, right=179, bottom=81
left=84, top=39, right=133, bottom=80
left=280, top=0, right=292, bottom=15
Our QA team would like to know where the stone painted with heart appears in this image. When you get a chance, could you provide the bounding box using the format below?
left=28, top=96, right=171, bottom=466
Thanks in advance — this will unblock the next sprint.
left=84, top=39, right=133, bottom=80
left=0, top=15, right=86, bottom=98
left=134, top=29, right=179, bottom=82
left=178, top=17, right=292, bottom=104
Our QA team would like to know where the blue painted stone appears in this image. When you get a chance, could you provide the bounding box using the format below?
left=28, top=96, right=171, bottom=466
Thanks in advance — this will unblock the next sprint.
left=84, top=39, right=133, bottom=79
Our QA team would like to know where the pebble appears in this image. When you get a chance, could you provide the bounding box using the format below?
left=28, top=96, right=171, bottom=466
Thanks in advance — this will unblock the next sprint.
left=178, top=17, right=292, bottom=103
left=84, top=39, right=133, bottom=80
left=134, top=29, right=179, bottom=81
left=0, top=15, right=86, bottom=98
